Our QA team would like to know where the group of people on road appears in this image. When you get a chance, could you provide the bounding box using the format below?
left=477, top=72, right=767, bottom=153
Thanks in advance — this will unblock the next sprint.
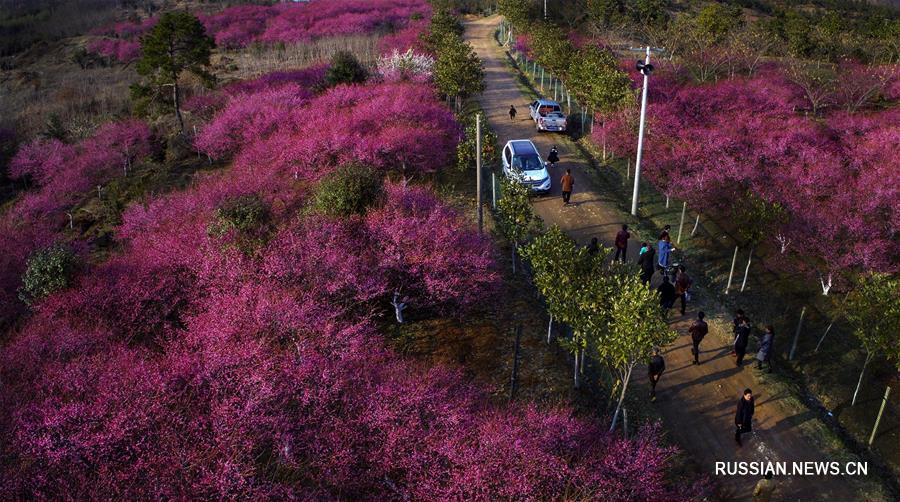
left=510, top=96, right=780, bottom=501
left=646, top=307, right=777, bottom=453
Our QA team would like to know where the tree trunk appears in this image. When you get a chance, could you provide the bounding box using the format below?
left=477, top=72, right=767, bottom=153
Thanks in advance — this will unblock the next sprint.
left=851, top=351, right=873, bottom=406
left=511, top=241, right=517, bottom=274
left=609, top=366, right=633, bottom=432
left=579, top=347, right=585, bottom=375
left=173, top=81, right=185, bottom=133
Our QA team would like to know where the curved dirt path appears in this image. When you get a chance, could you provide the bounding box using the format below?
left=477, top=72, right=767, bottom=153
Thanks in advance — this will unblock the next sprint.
left=465, top=15, right=869, bottom=501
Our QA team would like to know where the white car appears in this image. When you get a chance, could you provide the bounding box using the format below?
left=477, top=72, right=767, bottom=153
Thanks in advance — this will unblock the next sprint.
left=501, top=139, right=551, bottom=193
left=529, top=99, right=566, bottom=132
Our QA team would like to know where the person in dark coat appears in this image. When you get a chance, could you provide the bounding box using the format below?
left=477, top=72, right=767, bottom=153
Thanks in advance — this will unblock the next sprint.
left=731, top=309, right=750, bottom=355
left=614, top=224, right=630, bottom=263
left=733, top=309, right=750, bottom=332
left=688, top=311, right=709, bottom=365
left=638, top=243, right=655, bottom=285
left=657, top=275, right=676, bottom=312
left=547, top=145, right=560, bottom=166
left=733, top=318, right=751, bottom=366
left=586, top=237, right=599, bottom=256
left=756, top=325, right=775, bottom=372
left=648, top=347, right=665, bottom=401
left=509, top=105, right=517, bottom=120
left=735, top=388, right=755, bottom=446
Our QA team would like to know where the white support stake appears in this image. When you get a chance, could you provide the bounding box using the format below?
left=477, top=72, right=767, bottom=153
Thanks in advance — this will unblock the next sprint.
left=725, top=246, right=738, bottom=294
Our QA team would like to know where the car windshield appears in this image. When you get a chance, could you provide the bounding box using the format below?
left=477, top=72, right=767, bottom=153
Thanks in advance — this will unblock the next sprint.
left=513, top=154, right=544, bottom=172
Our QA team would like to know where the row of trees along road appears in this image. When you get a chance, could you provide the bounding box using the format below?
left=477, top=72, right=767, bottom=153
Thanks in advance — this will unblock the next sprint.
left=500, top=1, right=634, bottom=117
left=428, top=7, right=485, bottom=111
left=521, top=226, right=677, bottom=432
left=495, top=179, right=676, bottom=433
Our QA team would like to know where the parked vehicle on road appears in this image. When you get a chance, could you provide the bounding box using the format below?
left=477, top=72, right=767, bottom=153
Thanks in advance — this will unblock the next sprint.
left=529, top=99, right=566, bottom=132
left=501, top=139, right=551, bottom=193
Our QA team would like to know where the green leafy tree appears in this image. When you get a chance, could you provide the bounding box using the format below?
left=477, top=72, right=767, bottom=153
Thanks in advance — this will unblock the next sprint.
left=588, top=0, right=627, bottom=30
left=456, top=113, right=498, bottom=171
left=496, top=172, right=535, bottom=273
left=18, top=244, right=77, bottom=305
left=731, top=191, right=786, bottom=292
left=529, top=24, right=575, bottom=78
left=311, top=162, right=383, bottom=217
left=521, top=226, right=579, bottom=345
left=427, top=7, right=464, bottom=49
left=522, top=226, right=611, bottom=388
left=135, top=11, right=214, bottom=133
left=208, top=194, right=273, bottom=255
left=694, top=2, right=744, bottom=45
left=600, top=273, right=677, bottom=431
left=568, top=242, right=614, bottom=389
left=567, top=46, right=632, bottom=112
left=846, top=273, right=900, bottom=406
left=498, top=0, right=532, bottom=28
left=324, top=51, right=369, bottom=88
left=433, top=35, right=485, bottom=111
left=628, top=0, right=669, bottom=27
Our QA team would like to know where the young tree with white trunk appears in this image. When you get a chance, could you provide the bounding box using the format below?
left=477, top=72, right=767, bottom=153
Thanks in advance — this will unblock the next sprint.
left=600, top=273, right=677, bottom=432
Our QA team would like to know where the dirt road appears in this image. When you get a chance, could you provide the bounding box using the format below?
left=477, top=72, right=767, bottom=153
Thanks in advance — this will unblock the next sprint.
left=465, top=15, right=870, bottom=501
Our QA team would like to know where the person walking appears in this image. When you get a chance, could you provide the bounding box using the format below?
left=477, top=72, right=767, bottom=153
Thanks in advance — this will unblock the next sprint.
left=735, top=388, right=755, bottom=446
left=734, top=317, right=751, bottom=366
left=657, top=234, right=675, bottom=279
left=586, top=237, right=599, bottom=256
left=560, top=169, right=574, bottom=206
left=614, top=224, right=630, bottom=263
left=756, top=325, right=775, bottom=372
left=547, top=145, right=559, bottom=167
left=509, top=105, right=517, bottom=120
left=648, top=348, right=665, bottom=402
left=674, top=265, right=693, bottom=316
left=752, top=472, right=775, bottom=501
left=688, top=311, right=708, bottom=365
left=638, top=243, right=655, bottom=285
left=657, top=276, right=676, bottom=313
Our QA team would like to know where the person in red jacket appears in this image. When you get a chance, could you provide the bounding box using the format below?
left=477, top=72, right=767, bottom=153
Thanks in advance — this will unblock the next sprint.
left=614, top=224, right=630, bottom=263
left=689, top=311, right=709, bottom=365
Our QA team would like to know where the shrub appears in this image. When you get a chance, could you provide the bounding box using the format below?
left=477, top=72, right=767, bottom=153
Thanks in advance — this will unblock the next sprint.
left=324, top=51, right=369, bottom=87
left=207, top=194, right=273, bottom=253
left=18, top=244, right=77, bottom=304
left=312, top=162, right=383, bottom=217
left=456, top=112, right=498, bottom=171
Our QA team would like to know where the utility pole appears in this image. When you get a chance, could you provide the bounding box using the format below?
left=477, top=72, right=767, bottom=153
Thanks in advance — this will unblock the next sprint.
left=476, top=113, right=483, bottom=233
left=631, top=47, right=652, bottom=216
left=629, top=47, right=664, bottom=216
